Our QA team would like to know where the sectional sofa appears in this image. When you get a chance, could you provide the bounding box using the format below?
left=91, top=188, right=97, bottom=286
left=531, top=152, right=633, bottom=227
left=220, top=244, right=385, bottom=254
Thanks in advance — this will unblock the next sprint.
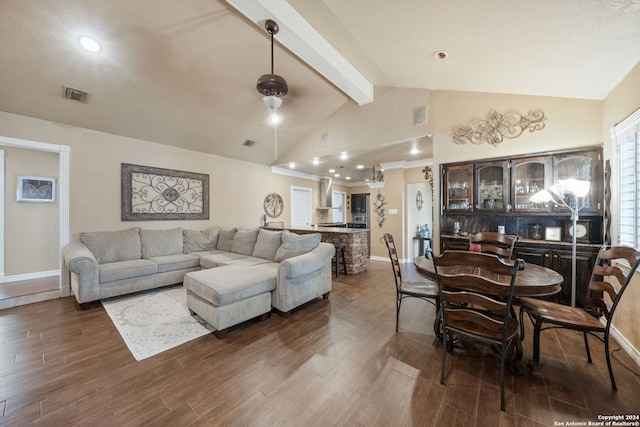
left=63, top=226, right=334, bottom=318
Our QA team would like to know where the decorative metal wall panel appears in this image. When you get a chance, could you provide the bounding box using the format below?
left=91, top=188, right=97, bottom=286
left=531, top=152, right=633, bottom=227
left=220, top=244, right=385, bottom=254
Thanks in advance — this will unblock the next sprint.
left=121, top=163, right=209, bottom=221
left=452, top=110, right=546, bottom=146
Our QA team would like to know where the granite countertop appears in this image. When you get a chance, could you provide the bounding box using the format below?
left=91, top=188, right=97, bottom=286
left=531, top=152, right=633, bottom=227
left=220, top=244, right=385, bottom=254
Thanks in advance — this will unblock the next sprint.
left=263, top=225, right=369, bottom=233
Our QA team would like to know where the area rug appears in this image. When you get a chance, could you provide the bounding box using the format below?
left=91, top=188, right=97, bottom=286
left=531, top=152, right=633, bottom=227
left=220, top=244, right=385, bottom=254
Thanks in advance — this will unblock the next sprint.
left=102, top=285, right=213, bottom=361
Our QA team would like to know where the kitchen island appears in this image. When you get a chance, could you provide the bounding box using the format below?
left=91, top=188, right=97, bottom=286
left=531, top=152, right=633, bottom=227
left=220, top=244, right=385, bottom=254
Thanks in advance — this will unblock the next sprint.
left=263, top=225, right=369, bottom=274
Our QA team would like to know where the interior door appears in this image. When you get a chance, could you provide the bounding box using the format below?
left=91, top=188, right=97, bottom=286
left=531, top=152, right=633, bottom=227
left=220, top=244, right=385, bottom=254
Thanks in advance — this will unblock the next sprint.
left=290, top=186, right=312, bottom=227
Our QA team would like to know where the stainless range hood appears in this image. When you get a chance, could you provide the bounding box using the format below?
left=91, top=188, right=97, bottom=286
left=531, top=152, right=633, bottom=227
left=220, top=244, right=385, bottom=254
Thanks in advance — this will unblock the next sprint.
left=318, top=177, right=333, bottom=209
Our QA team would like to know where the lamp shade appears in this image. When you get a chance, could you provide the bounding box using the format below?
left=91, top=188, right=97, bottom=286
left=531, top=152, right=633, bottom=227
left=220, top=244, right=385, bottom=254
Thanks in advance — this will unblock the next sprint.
left=529, top=189, right=555, bottom=204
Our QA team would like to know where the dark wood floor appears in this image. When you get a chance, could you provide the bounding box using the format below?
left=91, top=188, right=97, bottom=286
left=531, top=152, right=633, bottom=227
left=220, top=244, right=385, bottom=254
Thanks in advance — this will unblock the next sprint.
left=1, top=260, right=639, bottom=426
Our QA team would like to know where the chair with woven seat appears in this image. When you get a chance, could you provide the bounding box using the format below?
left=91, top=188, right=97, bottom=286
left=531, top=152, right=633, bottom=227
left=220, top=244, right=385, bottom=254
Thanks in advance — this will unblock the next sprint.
left=382, top=233, right=439, bottom=334
left=520, top=245, right=640, bottom=391
left=468, top=231, right=518, bottom=259
left=433, top=250, right=524, bottom=411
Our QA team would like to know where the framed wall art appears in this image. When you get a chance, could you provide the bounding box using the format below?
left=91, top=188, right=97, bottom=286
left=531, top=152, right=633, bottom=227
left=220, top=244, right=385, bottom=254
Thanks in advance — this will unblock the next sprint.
left=121, top=163, right=209, bottom=221
left=17, top=175, right=56, bottom=203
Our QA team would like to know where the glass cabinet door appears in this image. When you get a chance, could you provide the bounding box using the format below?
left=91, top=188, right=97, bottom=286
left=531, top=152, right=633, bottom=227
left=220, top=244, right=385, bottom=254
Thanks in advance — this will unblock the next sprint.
left=443, top=165, right=473, bottom=211
left=475, top=161, right=509, bottom=211
left=553, top=149, right=602, bottom=213
left=512, top=156, right=552, bottom=212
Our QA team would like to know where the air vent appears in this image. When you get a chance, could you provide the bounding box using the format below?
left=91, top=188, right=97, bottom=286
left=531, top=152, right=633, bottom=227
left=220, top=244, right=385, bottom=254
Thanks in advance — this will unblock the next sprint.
left=62, top=85, right=88, bottom=103
left=243, top=139, right=256, bottom=147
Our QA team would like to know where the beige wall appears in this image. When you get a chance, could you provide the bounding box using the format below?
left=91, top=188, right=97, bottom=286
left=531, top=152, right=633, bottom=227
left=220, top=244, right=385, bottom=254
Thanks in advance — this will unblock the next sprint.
left=602, top=61, right=640, bottom=353
left=0, top=112, right=323, bottom=243
left=429, top=91, right=603, bottom=251
left=4, top=146, right=59, bottom=275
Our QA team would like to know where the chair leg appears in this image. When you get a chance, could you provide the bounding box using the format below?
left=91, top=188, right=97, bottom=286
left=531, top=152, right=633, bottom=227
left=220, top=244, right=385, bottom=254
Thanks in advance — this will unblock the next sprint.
left=528, top=318, right=542, bottom=370
left=395, top=297, right=402, bottom=332
left=518, top=305, right=525, bottom=340
left=583, top=332, right=592, bottom=363
left=500, top=344, right=506, bottom=411
left=441, top=327, right=447, bottom=385
left=604, top=334, right=617, bottom=391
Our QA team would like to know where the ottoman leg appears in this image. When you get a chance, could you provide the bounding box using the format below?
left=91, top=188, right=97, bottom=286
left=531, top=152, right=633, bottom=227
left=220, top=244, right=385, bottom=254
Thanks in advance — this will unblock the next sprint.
left=259, top=312, right=271, bottom=322
left=323, top=292, right=330, bottom=300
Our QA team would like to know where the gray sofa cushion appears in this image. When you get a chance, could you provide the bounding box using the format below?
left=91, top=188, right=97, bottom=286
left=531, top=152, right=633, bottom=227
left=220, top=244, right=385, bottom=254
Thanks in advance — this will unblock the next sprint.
left=183, top=227, right=220, bottom=253
left=199, top=252, right=249, bottom=269
left=146, top=253, right=201, bottom=273
left=184, top=265, right=277, bottom=306
left=216, top=227, right=237, bottom=251
left=230, top=228, right=259, bottom=255
left=81, top=227, right=141, bottom=264
left=140, top=228, right=183, bottom=258
left=99, top=259, right=157, bottom=283
left=252, top=228, right=283, bottom=261
left=274, top=231, right=322, bottom=262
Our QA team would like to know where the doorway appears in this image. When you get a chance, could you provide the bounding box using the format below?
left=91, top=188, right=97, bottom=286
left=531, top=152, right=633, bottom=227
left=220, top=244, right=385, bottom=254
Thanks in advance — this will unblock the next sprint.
left=291, top=186, right=312, bottom=227
left=407, top=181, right=432, bottom=258
left=0, top=135, right=70, bottom=297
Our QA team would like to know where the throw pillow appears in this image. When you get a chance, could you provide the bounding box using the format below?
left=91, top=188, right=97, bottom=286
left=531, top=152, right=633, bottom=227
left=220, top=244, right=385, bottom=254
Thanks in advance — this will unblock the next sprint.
left=216, top=227, right=237, bottom=251
left=80, top=227, right=141, bottom=264
left=230, top=228, right=260, bottom=255
left=183, top=226, right=220, bottom=253
left=274, top=231, right=321, bottom=262
left=140, top=228, right=183, bottom=258
left=252, top=228, right=283, bottom=261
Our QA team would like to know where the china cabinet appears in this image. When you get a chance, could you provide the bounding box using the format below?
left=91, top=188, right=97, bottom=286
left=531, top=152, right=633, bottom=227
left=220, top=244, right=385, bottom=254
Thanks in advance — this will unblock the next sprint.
left=439, top=145, right=604, bottom=308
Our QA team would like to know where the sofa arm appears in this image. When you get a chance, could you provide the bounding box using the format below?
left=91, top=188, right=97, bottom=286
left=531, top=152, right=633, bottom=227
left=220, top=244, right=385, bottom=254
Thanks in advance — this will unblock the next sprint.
left=63, top=241, right=100, bottom=304
left=279, top=242, right=335, bottom=278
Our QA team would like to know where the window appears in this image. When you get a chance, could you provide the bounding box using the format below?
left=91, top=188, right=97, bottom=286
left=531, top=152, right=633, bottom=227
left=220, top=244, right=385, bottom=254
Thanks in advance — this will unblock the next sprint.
left=332, top=191, right=345, bottom=223
left=613, top=108, right=640, bottom=248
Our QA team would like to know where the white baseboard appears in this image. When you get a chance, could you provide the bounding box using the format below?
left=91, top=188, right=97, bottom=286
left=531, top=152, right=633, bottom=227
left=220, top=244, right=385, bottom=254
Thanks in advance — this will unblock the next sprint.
left=4, top=270, right=60, bottom=283
left=370, top=255, right=389, bottom=262
left=609, top=322, right=640, bottom=368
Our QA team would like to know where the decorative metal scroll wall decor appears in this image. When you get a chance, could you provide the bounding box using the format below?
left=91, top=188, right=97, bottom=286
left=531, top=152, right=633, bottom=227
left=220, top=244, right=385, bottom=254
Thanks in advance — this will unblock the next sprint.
left=121, top=163, right=209, bottom=221
left=452, top=109, right=546, bottom=146
left=422, top=166, right=434, bottom=200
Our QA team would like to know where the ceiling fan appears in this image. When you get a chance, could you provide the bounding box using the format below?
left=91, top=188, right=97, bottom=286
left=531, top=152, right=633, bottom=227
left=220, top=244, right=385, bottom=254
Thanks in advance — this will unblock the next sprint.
left=257, top=19, right=288, bottom=131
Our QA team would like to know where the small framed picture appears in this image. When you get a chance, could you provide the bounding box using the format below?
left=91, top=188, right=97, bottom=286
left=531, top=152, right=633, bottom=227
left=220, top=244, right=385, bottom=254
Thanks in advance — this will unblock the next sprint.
left=545, top=226, right=562, bottom=241
left=16, top=175, right=56, bottom=203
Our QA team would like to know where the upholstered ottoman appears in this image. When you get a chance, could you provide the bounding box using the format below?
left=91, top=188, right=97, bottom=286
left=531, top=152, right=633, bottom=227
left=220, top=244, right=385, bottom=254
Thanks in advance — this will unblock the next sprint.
left=184, top=265, right=277, bottom=338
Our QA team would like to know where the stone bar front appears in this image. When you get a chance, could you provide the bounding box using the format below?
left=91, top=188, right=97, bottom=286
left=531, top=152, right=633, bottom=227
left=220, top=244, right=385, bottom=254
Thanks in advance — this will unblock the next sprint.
left=263, top=225, right=369, bottom=274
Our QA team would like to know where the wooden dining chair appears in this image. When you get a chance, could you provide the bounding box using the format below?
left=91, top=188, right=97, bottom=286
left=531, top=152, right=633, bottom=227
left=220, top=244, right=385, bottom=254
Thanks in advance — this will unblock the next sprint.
left=382, top=233, right=439, bottom=334
left=468, top=231, right=518, bottom=259
left=520, top=245, right=640, bottom=391
left=433, top=250, right=524, bottom=411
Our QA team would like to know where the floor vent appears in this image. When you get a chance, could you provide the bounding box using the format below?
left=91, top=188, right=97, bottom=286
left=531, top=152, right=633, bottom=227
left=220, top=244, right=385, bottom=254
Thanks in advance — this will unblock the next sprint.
left=62, top=85, right=88, bottom=103
left=243, top=139, right=256, bottom=147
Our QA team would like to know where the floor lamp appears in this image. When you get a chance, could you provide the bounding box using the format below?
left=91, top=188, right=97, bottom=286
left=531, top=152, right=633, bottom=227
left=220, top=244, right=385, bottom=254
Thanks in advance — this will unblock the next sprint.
left=530, top=179, right=591, bottom=307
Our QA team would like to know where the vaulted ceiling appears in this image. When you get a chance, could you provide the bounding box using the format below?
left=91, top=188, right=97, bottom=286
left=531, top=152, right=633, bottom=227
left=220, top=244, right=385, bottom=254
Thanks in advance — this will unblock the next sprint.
left=1, top=0, right=639, bottom=179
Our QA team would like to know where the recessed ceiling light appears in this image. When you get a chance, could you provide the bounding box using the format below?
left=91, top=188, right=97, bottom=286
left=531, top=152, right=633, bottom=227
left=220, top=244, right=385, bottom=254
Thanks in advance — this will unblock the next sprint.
left=79, top=36, right=102, bottom=53
left=345, top=177, right=351, bottom=180
left=365, top=178, right=370, bottom=182
left=334, top=173, right=340, bottom=178
left=312, top=157, right=320, bottom=165
left=288, top=162, right=296, bottom=168
left=340, top=152, right=348, bottom=160
left=410, top=147, right=419, bottom=155
left=356, top=164, right=364, bottom=169
left=433, top=51, right=448, bottom=60
left=329, top=169, right=335, bottom=173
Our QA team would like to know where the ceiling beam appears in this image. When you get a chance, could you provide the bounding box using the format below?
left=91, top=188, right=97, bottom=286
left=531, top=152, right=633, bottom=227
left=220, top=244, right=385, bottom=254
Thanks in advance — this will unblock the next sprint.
left=226, top=0, right=374, bottom=105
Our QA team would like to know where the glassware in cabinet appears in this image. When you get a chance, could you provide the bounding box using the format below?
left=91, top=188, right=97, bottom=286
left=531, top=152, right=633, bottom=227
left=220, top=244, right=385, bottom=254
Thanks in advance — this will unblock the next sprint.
left=512, top=156, right=552, bottom=212
left=475, top=160, right=509, bottom=211
left=442, top=164, right=473, bottom=211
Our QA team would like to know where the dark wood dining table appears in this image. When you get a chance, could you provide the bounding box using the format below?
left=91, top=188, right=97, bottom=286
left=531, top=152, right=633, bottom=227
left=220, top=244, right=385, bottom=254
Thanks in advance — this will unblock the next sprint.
left=413, top=255, right=563, bottom=373
left=413, top=256, right=563, bottom=298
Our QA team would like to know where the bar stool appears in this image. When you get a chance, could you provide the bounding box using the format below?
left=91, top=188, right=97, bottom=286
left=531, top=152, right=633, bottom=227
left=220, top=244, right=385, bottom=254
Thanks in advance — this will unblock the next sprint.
left=333, top=244, right=347, bottom=278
